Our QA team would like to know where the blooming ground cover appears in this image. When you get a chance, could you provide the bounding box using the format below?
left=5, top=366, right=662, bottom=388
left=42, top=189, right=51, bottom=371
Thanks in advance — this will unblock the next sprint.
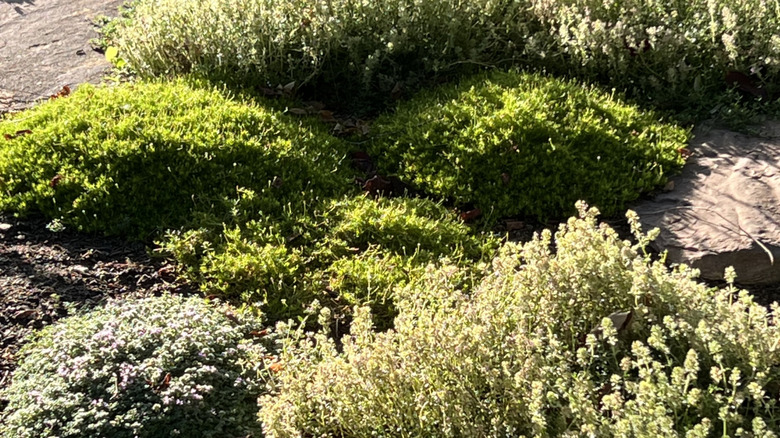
left=2, top=0, right=780, bottom=436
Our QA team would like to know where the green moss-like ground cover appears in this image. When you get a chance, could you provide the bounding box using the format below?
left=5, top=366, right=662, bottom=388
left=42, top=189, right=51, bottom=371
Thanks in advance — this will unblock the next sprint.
left=4, top=0, right=780, bottom=435
left=0, top=79, right=498, bottom=326
left=368, top=71, right=689, bottom=221
left=0, top=79, right=352, bottom=239
left=0, top=71, right=691, bottom=327
left=163, top=194, right=497, bottom=325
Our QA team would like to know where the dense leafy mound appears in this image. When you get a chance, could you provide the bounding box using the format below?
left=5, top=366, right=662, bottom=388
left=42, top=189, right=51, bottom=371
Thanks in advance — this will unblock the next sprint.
left=0, top=80, right=352, bottom=239
left=530, top=0, right=780, bottom=113
left=108, top=0, right=780, bottom=117
left=163, top=194, right=497, bottom=326
left=0, top=295, right=276, bottom=438
left=0, top=78, right=497, bottom=325
left=369, top=71, right=688, bottom=221
left=261, top=203, right=780, bottom=437
left=109, top=0, right=537, bottom=108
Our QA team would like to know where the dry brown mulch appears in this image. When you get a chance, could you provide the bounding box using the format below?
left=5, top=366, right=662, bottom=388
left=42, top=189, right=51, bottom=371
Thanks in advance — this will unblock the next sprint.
left=0, top=213, right=197, bottom=407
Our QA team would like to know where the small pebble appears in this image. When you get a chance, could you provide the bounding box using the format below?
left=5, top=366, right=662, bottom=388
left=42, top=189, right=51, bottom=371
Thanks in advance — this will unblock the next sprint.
left=71, top=265, right=89, bottom=275
left=0, top=223, right=11, bottom=231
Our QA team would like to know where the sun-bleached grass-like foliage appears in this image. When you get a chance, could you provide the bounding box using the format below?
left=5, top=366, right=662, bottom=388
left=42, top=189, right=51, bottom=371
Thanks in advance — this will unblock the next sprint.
left=529, top=0, right=780, bottom=111
left=110, top=0, right=536, bottom=105
left=260, top=203, right=780, bottom=437
left=109, top=0, right=780, bottom=116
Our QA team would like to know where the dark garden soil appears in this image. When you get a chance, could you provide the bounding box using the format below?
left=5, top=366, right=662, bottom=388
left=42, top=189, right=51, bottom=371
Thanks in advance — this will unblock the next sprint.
left=0, top=213, right=197, bottom=407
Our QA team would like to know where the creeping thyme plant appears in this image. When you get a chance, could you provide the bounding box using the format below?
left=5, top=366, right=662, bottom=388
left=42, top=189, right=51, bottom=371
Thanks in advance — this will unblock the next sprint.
left=0, top=77, right=497, bottom=326
left=111, top=0, right=538, bottom=108
left=164, top=195, right=497, bottom=327
left=3, top=0, right=780, bottom=434
left=1, top=295, right=277, bottom=438
left=261, top=203, right=780, bottom=437
left=529, top=0, right=780, bottom=114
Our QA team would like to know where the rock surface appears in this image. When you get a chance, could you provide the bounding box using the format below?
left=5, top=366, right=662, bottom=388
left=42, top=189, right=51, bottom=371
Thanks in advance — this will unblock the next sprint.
left=634, top=121, right=780, bottom=284
left=0, top=0, right=124, bottom=113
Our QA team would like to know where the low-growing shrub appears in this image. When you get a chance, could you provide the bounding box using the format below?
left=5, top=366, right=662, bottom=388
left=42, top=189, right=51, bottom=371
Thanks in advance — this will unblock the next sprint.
left=529, top=0, right=780, bottom=113
left=110, top=0, right=538, bottom=108
left=369, top=71, right=688, bottom=221
left=109, top=0, right=780, bottom=118
left=0, top=78, right=496, bottom=324
left=260, top=202, right=780, bottom=437
left=1, top=294, right=276, bottom=438
left=0, top=79, right=352, bottom=238
left=163, top=194, right=497, bottom=325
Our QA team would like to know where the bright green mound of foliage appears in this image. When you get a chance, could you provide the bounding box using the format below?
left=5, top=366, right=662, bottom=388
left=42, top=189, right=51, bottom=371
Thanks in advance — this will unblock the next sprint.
left=369, top=71, right=688, bottom=221
left=0, top=295, right=276, bottom=438
left=0, top=80, right=351, bottom=239
left=109, top=0, right=536, bottom=106
left=261, top=203, right=780, bottom=437
left=163, top=194, right=497, bottom=326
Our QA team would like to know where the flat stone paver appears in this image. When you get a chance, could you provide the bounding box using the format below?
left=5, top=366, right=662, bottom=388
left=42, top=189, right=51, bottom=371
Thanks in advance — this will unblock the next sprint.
left=634, top=121, right=780, bottom=284
left=1, top=0, right=124, bottom=112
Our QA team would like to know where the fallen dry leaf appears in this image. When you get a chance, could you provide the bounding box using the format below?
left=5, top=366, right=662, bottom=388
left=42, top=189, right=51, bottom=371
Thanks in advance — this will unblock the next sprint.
left=49, top=85, right=71, bottom=100
left=13, top=309, right=37, bottom=320
left=460, top=208, right=482, bottom=222
left=319, top=110, right=337, bottom=123
left=50, top=174, right=64, bottom=187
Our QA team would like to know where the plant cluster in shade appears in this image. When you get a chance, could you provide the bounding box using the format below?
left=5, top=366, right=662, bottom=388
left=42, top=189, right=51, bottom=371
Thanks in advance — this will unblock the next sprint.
left=109, top=0, right=780, bottom=118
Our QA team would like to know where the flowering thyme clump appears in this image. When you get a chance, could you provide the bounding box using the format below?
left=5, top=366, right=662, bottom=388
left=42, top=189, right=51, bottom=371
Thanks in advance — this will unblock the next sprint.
left=261, top=203, right=780, bottom=436
left=1, top=294, right=276, bottom=438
